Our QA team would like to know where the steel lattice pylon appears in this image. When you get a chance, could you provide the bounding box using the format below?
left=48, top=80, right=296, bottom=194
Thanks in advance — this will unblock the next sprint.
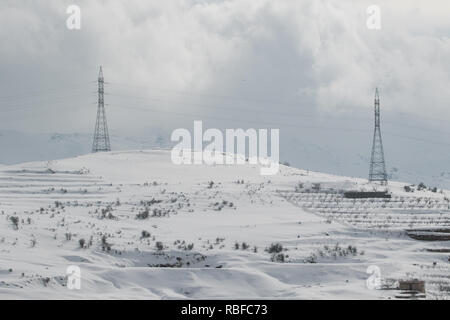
left=92, top=66, right=111, bottom=153
left=369, top=88, right=387, bottom=185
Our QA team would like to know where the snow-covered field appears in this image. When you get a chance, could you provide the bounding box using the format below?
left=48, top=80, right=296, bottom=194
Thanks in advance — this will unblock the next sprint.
left=0, top=150, right=448, bottom=299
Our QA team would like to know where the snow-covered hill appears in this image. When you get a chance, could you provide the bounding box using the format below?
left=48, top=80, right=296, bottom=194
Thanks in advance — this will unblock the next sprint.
left=2, top=129, right=450, bottom=190
left=0, top=150, right=448, bottom=299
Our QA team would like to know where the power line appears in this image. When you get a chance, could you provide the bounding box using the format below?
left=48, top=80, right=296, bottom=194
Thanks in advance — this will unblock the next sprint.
left=108, top=81, right=313, bottom=109
left=107, top=90, right=450, bottom=137
left=104, top=90, right=450, bottom=138
left=0, top=99, right=92, bottom=114
left=1, top=80, right=449, bottom=135
left=108, top=81, right=450, bottom=126
left=0, top=94, right=92, bottom=112
left=107, top=103, right=366, bottom=132
left=107, top=92, right=341, bottom=121
left=107, top=103, right=450, bottom=150
left=0, top=83, right=92, bottom=102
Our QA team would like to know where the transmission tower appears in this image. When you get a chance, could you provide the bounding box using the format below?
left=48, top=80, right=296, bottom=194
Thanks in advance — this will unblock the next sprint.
left=369, top=88, right=387, bottom=185
left=92, top=66, right=111, bottom=153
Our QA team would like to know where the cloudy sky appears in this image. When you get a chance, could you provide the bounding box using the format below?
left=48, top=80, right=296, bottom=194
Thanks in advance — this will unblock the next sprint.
left=1, top=0, right=450, bottom=180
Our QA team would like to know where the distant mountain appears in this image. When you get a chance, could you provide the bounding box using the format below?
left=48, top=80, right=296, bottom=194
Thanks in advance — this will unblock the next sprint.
left=0, top=130, right=171, bottom=165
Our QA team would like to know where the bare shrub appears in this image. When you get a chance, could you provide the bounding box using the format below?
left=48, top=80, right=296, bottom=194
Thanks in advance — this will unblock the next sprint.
left=9, top=216, right=19, bottom=230
left=155, top=241, right=164, bottom=251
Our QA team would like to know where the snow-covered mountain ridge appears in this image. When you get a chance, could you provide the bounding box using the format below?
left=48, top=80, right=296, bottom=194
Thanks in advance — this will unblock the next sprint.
left=2, top=129, right=450, bottom=189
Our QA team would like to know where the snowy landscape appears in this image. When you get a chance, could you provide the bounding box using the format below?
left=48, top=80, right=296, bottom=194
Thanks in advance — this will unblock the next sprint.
left=1, top=0, right=450, bottom=302
left=0, top=150, right=448, bottom=299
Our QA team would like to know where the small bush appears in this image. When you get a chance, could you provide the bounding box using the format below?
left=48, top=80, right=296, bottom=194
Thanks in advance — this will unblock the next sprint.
left=271, top=253, right=285, bottom=263
left=101, top=235, right=111, bottom=251
left=136, top=209, right=150, bottom=220
left=10, top=216, right=19, bottom=230
left=155, top=241, right=164, bottom=251
left=141, top=230, right=151, bottom=239
left=266, top=243, right=283, bottom=254
left=304, top=253, right=317, bottom=263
